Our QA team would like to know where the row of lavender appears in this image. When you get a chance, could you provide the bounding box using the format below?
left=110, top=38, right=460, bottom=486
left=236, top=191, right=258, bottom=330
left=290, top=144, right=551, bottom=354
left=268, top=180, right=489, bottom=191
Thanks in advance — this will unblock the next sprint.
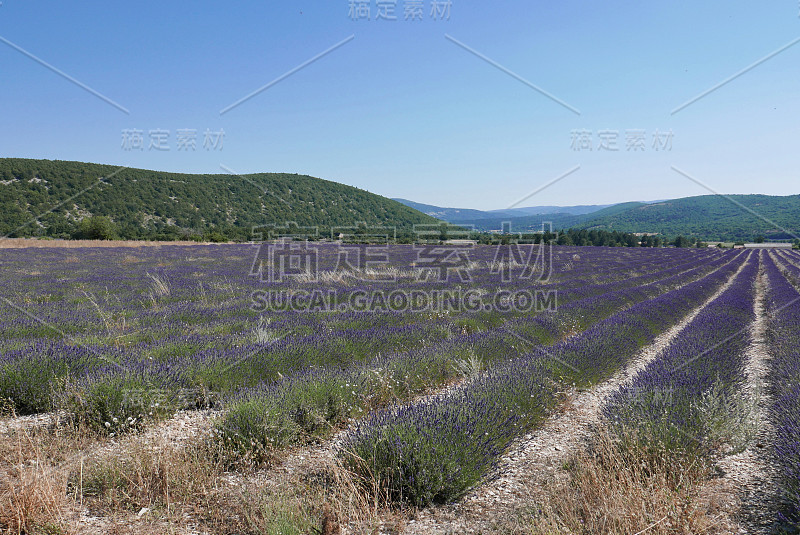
left=765, top=250, right=800, bottom=525
left=603, top=251, right=758, bottom=454
left=214, top=249, right=738, bottom=455
left=0, top=245, right=610, bottom=412
left=187, top=246, right=730, bottom=395
left=0, top=244, right=712, bottom=349
left=0, top=246, right=728, bottom=431
left=338, top=252, right=749, bottom=505
left=0, top=244, right=705, bottom=359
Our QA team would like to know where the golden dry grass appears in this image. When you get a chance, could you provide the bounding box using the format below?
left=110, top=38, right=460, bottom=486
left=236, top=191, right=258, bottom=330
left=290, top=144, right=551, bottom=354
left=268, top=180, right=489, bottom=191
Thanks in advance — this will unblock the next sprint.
left=0, top=412, right=395, bottom=535
left=0, top=417, right=97, bottom=534
left=0, top=238, right=219, bottom=249
left=77, top=432, right=396, bottom=534
left=521, top=429, right=739, bottom=535
left=1, top=414, right=748, bottom=535
left=0, top=393, right=746, bottom=535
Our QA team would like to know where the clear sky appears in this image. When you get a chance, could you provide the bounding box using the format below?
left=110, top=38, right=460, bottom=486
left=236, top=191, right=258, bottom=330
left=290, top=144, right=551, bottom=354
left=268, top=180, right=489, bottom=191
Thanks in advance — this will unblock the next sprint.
left=1, top=1, right=798, bottom=210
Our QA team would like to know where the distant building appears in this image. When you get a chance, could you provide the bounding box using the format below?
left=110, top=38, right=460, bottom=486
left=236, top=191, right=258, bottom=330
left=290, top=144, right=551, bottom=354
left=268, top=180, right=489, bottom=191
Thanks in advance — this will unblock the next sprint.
left=743, top=243, right=792, bottom=249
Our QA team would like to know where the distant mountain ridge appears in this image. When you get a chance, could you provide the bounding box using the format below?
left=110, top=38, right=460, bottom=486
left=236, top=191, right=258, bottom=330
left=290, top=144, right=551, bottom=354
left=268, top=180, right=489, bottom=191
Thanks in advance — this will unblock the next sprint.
left=395, top=195, right=800, bottom=242
left=572, top=194, right=800, bottom=241
left=392, top=198, right=612, bottom=221
left=3, top=159, right=795, bottom=243
left=0, top=159, right=439, bottom=241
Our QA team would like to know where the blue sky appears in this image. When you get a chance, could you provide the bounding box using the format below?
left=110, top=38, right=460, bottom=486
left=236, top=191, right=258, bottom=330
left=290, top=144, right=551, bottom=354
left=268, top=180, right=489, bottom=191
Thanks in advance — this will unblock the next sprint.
left=1, top=1, right=798, bottom=210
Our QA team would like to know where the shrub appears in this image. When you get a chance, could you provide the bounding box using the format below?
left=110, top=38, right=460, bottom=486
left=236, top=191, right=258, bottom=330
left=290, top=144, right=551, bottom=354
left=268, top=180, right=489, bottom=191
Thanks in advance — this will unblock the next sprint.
left=217, top=373, right=364, bottom=457
left=57, top=373, right=180, bottom=434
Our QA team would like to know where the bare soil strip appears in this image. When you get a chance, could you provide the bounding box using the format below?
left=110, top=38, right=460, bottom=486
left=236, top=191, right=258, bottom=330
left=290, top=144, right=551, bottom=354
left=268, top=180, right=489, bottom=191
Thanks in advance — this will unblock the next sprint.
left=703, top=252, right=779, bottom=534
left=0, top=254, right=752, bottom=533
left=0, top=412, right=57, bottom=434
left=403, top=255, right=751, bottom=534
left=0, top=238, right=223, bottom=248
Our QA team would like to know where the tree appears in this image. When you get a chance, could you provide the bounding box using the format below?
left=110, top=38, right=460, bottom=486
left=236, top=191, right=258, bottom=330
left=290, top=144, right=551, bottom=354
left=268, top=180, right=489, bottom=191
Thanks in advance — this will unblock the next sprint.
left=438, top=223, right=449, bottom=242
left=672, top=235, right=691, bottom=248
left=557, top=233, right=573, bottom=246
left=203, top=229, right=228, bottom=243
left=76, top=216, right=116, bottom=240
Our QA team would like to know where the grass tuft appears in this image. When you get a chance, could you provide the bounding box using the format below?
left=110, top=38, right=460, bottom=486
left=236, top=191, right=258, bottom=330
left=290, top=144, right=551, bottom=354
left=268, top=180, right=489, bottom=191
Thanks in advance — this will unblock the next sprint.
left=523, top=428, right=737, bottom=534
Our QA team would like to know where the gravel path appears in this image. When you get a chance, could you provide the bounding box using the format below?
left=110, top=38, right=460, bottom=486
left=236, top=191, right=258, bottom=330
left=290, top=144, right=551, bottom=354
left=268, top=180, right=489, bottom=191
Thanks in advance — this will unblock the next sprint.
left=0, top=411, right=58, bottom=434
left=403, top=254, right=750, bottom=534
left=0, top=254, right=758, bottom=534
left=708, top=252, right=779, bottom=533
left=66, top=409, right=221, bottom=535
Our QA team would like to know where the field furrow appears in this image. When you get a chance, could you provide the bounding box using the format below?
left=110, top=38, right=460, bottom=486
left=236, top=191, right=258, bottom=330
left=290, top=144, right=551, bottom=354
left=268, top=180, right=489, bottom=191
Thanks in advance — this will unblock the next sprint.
left=4, top=245, right=795, bottom=535
left=402, top=248, right=754, bottom=534
left=494, top=250, right=763, bottom=533
left=761, top=250, right=800, bottom=529
left=339, top=252, right=749, bottom=511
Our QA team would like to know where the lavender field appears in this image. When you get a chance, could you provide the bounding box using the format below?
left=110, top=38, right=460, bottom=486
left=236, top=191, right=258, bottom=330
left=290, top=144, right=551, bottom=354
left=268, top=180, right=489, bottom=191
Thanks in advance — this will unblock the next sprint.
left=1, top=243, right=799, bottom=534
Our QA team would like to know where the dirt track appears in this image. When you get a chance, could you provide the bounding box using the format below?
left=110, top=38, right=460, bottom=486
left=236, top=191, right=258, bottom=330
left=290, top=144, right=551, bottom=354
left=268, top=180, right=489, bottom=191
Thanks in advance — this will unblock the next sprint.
left=403, top=253, right=751, bottom=534
left=0, top=238, right=222, bottom=248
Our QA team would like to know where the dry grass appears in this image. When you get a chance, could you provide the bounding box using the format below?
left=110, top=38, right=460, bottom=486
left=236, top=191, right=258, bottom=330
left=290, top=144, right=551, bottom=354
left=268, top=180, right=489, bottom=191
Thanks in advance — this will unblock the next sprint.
left=69, top=429, right=391, bottom=534
left=0, top=437, right=67, bottom=534
left=2, top=413, right=740, bottom=534
left=0, top=238, right=215, bottom=249
left=145, top=273, right=170, bottom=298
left=0, top=409, right=393, bottom=534
left=519, top=428, right=738, bottom=535
left=0, top=415, right=744, bottom=535
left=0, top=416, right=97, bottom=534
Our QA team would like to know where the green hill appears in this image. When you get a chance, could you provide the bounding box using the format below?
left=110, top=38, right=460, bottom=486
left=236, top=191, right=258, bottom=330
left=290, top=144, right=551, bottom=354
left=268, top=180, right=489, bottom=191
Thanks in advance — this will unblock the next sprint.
left=427, top=195, right=800, bottom=242
left=0, top=159, right=438, bottom=241
left=573, top=195, right=800, bottom=241
left=393, top=198, right=613, bottom=221
left=448, top=202, right=648, bottom=233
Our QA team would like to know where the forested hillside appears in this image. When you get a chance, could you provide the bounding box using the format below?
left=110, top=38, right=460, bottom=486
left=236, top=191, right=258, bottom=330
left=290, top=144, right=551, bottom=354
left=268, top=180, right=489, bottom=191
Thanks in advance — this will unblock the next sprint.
left=572, top=194, right=800, bottom=241
left=430, top=195, right=800, bottom=242
left=0, top=159, right=438, bottom=241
